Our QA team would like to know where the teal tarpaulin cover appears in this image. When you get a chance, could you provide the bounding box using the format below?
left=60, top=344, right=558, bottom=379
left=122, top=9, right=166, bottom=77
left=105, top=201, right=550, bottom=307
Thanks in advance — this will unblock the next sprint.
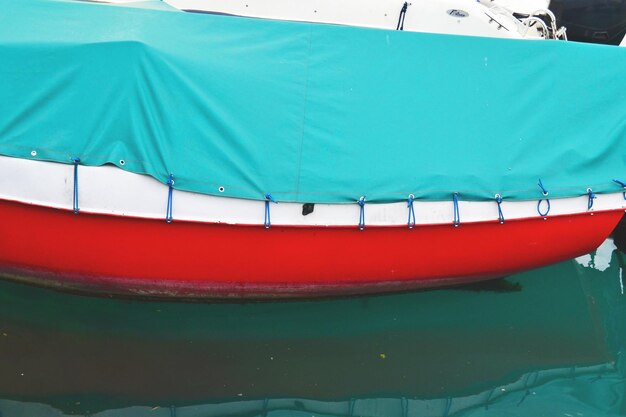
left=1, top=0, right=625, bottom=203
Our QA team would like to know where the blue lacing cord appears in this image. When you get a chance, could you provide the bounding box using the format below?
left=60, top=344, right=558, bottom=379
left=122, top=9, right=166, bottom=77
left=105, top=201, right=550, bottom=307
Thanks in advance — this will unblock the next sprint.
left=166, top=174, right=174, bottom=223
left=537, top=179, right=550, bottom=216
left=495, top=194, right=504, bottom=224
left=71, top=157, right=80, bottom=214
left=453, top=193, right=460, bottom=227
left=537, top=178, right=548, bottom=195
left=358, top=196, right=366, bottom=230
left=586, top=188, right=596, bottom=210
left=407, top=194, right=416, bottom=229
left=613, top=179, right=626, bottom=200
left=264, top=193, right=277, bottom=228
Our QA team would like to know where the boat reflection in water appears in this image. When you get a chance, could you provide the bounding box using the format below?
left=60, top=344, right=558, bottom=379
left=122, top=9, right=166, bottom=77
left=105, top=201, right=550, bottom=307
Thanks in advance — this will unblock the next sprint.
left=0, top=230, right=625, bottom=416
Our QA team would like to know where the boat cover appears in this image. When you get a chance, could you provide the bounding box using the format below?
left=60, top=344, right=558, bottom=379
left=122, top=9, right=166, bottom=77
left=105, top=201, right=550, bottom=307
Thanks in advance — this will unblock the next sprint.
left=1, top=0, right=626, bottom=203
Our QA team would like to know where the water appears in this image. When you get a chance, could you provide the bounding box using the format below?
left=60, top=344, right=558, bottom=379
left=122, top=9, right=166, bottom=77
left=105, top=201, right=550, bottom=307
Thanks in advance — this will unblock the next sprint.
left=0, top=239, right=625, bottom=416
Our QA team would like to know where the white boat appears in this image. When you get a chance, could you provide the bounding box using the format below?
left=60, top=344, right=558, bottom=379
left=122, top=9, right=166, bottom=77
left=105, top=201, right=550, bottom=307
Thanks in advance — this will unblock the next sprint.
left=95, top=0, right=567, bottom=40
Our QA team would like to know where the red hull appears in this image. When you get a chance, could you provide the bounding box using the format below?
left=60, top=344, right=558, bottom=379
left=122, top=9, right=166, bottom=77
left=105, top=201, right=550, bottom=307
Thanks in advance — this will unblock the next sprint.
left=0, top=199, right=622, bottom=298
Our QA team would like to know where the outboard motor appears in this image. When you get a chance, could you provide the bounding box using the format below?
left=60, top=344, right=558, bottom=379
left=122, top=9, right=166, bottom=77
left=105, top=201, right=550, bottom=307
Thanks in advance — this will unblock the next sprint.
left=550, top=0, right=626, bottom=44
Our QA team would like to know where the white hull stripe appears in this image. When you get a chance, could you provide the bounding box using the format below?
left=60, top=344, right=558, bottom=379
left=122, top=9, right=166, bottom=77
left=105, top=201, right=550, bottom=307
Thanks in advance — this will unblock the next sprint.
left=0, top=156, right=624, bottom=227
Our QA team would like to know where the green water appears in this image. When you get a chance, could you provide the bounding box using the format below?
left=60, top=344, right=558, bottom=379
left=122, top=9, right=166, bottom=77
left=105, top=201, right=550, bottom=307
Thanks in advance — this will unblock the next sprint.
left=0, top=240, right=625, bottom=416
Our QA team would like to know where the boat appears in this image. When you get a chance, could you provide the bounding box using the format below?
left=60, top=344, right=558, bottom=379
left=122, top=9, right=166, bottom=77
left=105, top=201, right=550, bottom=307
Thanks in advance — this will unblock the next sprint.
left=0, top=0, right=625, bottom=298
left=100, top=0, right=566, bottom=40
